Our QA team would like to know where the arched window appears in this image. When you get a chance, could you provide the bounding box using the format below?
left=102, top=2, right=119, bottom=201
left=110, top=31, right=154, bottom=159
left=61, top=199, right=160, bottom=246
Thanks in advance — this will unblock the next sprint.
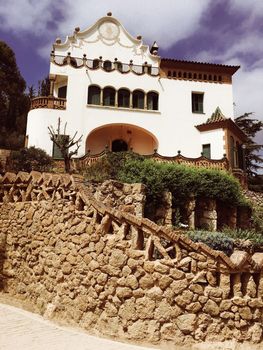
left=88, top=85, right=101, bottom=105
left=168, top=70, right=171, bottom=77
left=132, top=90, right=145, bottom=109
left=92, top=59, right=100, bottom=69
left=147, top=91, right=159, bottom=110
left=118, top=89, right=130, bottom=108
left=103, top=87, right=115, bottom=106
left=173, top=71, right=177, bottom=77
left=103, top=60, right=112, bottom=72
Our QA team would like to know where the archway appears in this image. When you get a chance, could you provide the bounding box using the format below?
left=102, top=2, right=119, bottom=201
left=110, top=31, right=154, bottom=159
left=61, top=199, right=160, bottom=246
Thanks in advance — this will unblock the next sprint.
left=86, top=123, right=158, bottom=155
left=112, top=139, right=128, bottom=152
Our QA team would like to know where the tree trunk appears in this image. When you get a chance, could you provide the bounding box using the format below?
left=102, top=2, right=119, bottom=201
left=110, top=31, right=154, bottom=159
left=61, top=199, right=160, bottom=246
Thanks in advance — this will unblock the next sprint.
left=64, top=156, right=71, bottom=173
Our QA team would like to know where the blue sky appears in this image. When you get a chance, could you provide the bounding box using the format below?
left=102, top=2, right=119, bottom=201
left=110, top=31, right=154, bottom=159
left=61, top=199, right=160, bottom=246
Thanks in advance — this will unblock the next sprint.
left=0, top=0, right=262, bottom=146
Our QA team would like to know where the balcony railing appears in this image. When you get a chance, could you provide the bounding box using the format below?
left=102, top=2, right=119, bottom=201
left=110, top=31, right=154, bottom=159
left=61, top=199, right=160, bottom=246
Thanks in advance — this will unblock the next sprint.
left=78, top=150, right=229, bottom=171
left=50, top=52, right=160, bottom=77
left=30, top=96, right=66, bottom=111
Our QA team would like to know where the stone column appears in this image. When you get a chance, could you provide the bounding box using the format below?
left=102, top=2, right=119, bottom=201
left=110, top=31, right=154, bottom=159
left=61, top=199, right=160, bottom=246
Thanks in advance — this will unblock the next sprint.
left=154, top=191, right=172, bottom=227
left=185, top=196, right=196, bottom=229
left=227, top=207, right=237, bottom=229
left=219, top=273, right=231, bottom=299
left=199, top=199, right=217, bottom=231
left=232, top=273, right=242, bottom=297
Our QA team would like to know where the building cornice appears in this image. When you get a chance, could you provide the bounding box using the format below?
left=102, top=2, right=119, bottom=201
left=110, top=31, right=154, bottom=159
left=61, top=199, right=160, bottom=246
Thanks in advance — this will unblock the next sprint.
left=161, top=58, right=240, bottom=76
left=196, top=118, right=247, bottom=142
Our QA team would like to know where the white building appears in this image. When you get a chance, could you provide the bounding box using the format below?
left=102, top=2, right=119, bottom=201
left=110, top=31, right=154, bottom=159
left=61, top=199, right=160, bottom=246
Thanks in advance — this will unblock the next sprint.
left=26, top=13, right=246, bottom=169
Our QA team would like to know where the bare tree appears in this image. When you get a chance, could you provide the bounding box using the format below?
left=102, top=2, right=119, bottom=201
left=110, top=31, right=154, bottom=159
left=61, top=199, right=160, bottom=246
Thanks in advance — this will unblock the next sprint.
left=48, top=118, right=82, bottom=173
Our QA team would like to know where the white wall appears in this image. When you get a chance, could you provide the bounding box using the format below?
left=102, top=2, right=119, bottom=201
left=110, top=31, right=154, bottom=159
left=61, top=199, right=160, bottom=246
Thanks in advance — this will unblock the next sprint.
left=27, top=16, right=235, bottom=159
left=27, top=63, right=234, bottom=158
left=200, top=129, right=225, bottom=159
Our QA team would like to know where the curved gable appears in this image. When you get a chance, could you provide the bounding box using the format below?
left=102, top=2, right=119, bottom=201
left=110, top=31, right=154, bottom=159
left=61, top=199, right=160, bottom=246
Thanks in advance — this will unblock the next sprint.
left=53, top=15, right=160, bottom=67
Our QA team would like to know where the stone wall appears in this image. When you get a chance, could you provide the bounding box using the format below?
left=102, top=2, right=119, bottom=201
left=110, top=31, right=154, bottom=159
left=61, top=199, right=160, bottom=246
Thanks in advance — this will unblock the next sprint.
left=0, top=172, right=263, bottom=346
left=0, top=149, right=11, bottom=172
left=86, top=179, right=146, bottom=217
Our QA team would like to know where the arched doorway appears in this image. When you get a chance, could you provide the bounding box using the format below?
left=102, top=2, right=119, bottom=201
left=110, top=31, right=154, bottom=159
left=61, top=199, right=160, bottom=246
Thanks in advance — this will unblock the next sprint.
left=112, top=139, right=128, bottom=152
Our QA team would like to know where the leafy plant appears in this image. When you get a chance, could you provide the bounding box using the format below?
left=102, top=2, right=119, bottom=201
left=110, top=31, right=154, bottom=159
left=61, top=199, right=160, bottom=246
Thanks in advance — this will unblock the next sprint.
left=9, top=146, right=53, bottom=172
left=187, top=230, right=234, bottom=256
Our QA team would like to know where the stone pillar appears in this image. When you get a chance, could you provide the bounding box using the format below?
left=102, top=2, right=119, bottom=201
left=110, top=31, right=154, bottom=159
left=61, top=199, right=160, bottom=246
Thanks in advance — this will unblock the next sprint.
left=198, top=199, right=217, bottom=231
left=219, top=273, right=231, bottom=299
left=49, top=78, right=55, bottom=97
left=246, top=275, right=257, bottom=298
left=227, top=206, right=237, bottom=229
left=129, top=92, right=133, bottom=108
left=237, top=206, right=251, bottom=229
left=100, top=89, right=103, bottom=106
left=185, top=196, right=196, bottom=230
left=232, top=273, right=242, bottom=297
left=144, top=93, right=147, bottom=110
left=155, top=191, right=172, bottom=227
left=115, top=90, right=118, bottom=107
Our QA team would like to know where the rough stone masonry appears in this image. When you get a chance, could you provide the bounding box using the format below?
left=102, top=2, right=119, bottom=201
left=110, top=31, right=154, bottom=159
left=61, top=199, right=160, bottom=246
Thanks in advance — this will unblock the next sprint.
left=1, top=171, right=263, bottom=347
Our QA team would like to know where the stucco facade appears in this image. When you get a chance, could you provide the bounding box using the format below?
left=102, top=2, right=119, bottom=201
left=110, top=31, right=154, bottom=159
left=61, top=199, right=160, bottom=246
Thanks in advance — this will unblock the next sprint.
left=26, top=14, right=245, bottom=165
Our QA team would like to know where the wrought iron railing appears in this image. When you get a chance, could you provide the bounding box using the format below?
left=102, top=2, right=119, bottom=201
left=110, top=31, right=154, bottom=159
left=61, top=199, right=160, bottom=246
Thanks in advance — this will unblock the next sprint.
left=30, top=96, right=66, bottom=110
left=50, top=52, right=160, bottom=77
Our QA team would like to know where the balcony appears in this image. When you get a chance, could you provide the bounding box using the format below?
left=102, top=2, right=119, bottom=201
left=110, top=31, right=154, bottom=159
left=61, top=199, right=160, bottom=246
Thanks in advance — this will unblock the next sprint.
left=50, top=53, right=160, bottom=77
left=30, top=96, right=66, bottom=111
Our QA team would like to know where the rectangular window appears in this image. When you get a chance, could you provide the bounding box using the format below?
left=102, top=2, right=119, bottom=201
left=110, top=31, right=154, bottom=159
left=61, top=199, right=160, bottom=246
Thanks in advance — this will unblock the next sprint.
left=58, top=85, right=67, bottom=99
left=192, top=92, right=204, bottom=113
left=52, top=135, right=69, bottom=159
left=202, top=144, right=211, bottom=159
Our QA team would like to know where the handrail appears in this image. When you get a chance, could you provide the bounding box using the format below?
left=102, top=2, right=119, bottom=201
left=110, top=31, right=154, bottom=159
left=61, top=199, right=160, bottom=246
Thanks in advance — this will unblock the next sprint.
left=50, top=53, right=160, bottom=77
left=79, top=150, right=229, bottom=171
left=30, top=96, right=67, bottom=110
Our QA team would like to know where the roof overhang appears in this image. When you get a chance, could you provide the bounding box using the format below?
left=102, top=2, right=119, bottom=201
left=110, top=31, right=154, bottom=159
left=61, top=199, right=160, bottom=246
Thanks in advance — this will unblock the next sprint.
left=161, top=58, right=240, bottom=76
left=196, top=119, right=247, bottom=142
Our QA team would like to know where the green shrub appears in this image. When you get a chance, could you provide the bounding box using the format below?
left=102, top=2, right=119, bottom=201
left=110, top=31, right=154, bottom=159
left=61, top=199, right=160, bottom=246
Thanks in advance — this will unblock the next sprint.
left=84, top=152, right=245, bottom=207
left=187, top=230, right=234, bottom=256
left=9, top=146, right=53, bottom=173
left=118, top=158, right=244, bottom=206
left=222, top=227, right=263, bottom=245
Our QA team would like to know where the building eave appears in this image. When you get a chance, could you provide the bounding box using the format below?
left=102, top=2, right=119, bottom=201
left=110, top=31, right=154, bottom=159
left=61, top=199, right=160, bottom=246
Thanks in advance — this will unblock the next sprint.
left=196, top=119, right=247, bottom=142
left=161, top=58, right=240, bottom=76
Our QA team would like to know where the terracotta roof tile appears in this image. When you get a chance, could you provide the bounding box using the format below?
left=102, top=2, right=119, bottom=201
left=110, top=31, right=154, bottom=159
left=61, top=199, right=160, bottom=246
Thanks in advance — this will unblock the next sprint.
left=206, top=107, right=227, bottom=124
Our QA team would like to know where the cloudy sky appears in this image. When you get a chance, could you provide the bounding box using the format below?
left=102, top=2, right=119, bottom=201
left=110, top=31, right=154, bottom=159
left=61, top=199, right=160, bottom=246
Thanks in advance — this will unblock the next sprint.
left=0, top=0, right=262, bottom=145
